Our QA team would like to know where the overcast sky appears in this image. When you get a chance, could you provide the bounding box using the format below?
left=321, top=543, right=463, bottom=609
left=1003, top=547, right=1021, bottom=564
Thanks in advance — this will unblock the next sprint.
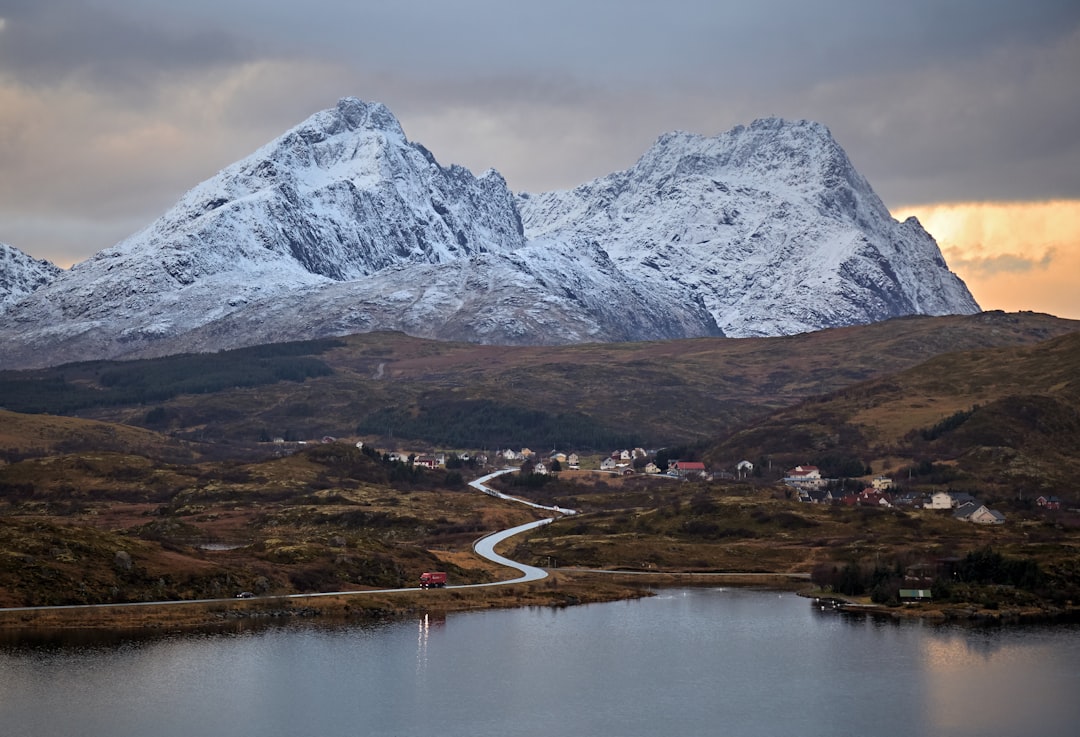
left=1, top=1, right=1078, bottom=316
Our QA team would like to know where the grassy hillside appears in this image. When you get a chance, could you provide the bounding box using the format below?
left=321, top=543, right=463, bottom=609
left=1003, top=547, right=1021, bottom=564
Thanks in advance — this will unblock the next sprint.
left=500, top=473, right=1080, bottom=617
left=0, top=409, right=200, bottom=463
left=0, top=440, right=534, bottom=607
left=704, top=330, right=1080, bottom=495
left=1, top=311, right=1075, bottom=452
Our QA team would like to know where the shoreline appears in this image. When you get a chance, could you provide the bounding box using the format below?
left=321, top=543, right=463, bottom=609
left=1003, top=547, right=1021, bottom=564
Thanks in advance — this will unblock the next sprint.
left=798, top=590, right=1080, bottom=625
left=0, top=572, right=648, bottom=633
left=4, top=572, right=1077, bottom=635
left=0, top=571, right=809, bottom=634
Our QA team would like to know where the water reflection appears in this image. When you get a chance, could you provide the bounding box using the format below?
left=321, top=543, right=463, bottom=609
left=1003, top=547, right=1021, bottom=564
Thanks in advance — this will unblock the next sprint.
left=1, top=589, right=1077, bottom=737
left=923, top=631, right=1072, bottom=735
left=415, top=612, right=445, bottom=675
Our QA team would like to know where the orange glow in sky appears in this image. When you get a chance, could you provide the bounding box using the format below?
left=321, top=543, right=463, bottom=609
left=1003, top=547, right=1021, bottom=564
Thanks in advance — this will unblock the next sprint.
left=892, top=201, right=1080, bottom=320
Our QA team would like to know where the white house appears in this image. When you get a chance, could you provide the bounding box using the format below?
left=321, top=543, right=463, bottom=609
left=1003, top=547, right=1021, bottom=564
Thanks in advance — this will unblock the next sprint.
left=930, top=491, right=976, bottom=509
left=784, top=465, right=825, bottom=490
left=954, top=502, right=1006, bottom=525
left=872, top=475, right=893, bottom=491
left=928, top=491, right=954, bottom=509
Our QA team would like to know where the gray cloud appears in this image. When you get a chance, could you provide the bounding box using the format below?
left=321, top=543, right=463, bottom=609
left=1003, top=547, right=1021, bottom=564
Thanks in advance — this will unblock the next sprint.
left=0, top=1, right=248, bottom=94
left=943, top=247, right=1057, bottom=277
left=1, top=0, right=1078, bottom=265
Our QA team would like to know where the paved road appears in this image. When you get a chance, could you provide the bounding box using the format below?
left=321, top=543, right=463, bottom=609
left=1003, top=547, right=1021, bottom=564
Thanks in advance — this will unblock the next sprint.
left=469, top=467, right=577, bottom=516
left=0, top=468, right=562, bottom=614
left=469, top=518, right=551, bottom=585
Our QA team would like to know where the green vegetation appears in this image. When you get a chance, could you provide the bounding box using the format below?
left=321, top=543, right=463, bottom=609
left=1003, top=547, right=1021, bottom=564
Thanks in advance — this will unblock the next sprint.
left=356, top=399, right=640, bottom=450
left=919, top=406, right=978, bottom=441
left=811, top=547, right=1049, bottom=607
left=2, top=311, right=1075, bottom=451
left=0, top=339, right=339, bottom=414
left=2, top=313, right=1080, bottom=623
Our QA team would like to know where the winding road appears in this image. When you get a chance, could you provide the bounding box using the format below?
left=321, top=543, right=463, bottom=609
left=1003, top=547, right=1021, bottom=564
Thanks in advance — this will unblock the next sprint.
left=0, top=468, right=806, bottom=616
left=0, top=467, right=565, bottom=615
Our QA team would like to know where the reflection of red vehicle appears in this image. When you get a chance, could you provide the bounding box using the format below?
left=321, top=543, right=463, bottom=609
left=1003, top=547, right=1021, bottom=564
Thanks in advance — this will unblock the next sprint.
left=419, top=571, right=447, bottom=588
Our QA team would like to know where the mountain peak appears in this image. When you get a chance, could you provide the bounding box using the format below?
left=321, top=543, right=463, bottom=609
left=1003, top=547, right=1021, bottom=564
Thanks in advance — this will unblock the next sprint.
left=746, top=116, right=830, bottom=134
left=0, top=103, right=980, bottom=369
left=331, top=97, right=405, bottom=138
left=519, top=116, right=979, bottom=338
left=0, top=241, right=63, bottom=313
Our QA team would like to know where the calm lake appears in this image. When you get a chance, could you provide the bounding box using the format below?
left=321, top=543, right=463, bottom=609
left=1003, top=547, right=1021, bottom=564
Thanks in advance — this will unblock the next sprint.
left=1, top=587, right=1077, bottom=737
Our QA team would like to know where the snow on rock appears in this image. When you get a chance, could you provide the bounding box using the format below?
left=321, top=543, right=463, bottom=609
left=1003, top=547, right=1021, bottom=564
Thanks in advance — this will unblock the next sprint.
left=0, top=242, right=62, bottom=313
left=518, top=117, right=979, bottom=337
left=0, top=104, right=978, bottom=369
left=0, top=98, right=530, bottom=367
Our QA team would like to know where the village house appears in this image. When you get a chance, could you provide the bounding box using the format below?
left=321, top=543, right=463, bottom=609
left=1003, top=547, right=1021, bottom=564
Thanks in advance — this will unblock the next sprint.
left=892, top=491, right=925, bottom=508
left=670, top=460, right=707, bottom=479
left=736, top=460, right=754, bottom=478
left=857, top=488, right=892, bottom=507
left=928, top=491, right=952, bottom=509
left=871, top=475, right=893, bottom=491
left=928, top=490, right=975, bottom=510
left=1036, top=495, right=1062, bottom=511
left=783, top=465, right=825, bottom=491
left=533, top=461, right=549, bottom=475
left=798, top=488, right=824, bottom=503
left=567, top=453, right=580, bottom=469
left=953, top=501, right=1006, bottom=525
left=600, top=457, right=619, bottom=471
left=644, top=462, right=661, bottom=474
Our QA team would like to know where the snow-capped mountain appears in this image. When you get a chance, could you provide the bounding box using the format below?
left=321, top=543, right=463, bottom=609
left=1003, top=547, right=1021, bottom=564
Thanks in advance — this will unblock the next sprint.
left=517, top=118, right=979, bottom=337
left=0, top=242, right=62, bottom=312
left=0, top=99, right=978, bottom=370
left=0, top=98, right=720, bottom=369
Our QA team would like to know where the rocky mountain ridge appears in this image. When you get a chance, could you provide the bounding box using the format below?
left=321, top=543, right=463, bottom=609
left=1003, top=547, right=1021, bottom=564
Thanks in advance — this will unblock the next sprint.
left=518, top=118, right=978, bottom=337
left=0, top=98, right=977, bottom=369
left=0, top=242, right=62, bottom=312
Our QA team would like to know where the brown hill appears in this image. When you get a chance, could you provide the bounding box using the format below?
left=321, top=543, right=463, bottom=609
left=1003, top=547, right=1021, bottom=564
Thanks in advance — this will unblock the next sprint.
left=0, top=409, right=198, bottom=463
left=1, top=311, right=1075, bottom=452
left=704, top=329, right=1080, bottom=495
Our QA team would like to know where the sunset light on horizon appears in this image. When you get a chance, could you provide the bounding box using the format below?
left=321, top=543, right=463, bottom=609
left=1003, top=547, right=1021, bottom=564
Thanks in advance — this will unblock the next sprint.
left=893, top=200, right=1080, bottom=321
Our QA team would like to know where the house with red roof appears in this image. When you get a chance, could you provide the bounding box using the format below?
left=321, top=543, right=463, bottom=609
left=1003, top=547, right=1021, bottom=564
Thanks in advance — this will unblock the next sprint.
left=783, top=465, right=826, bottom=490
left=670, top=460, right=707, bottom=478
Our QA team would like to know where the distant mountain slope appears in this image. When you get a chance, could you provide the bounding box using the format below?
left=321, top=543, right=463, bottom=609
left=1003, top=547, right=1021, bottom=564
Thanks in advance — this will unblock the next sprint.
left=0, top=99, right=531, bottom=368
left=518, top=118, right=979, bottom=337
left=0, top=100, right=979, bottom=369
left=4, top=310, right=1073, bottom=453
left=0, top=242, right=62, bottom=313
left=704, top=324, right=1080, bottom=490
left=0, top=98, right=721, bottom=369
